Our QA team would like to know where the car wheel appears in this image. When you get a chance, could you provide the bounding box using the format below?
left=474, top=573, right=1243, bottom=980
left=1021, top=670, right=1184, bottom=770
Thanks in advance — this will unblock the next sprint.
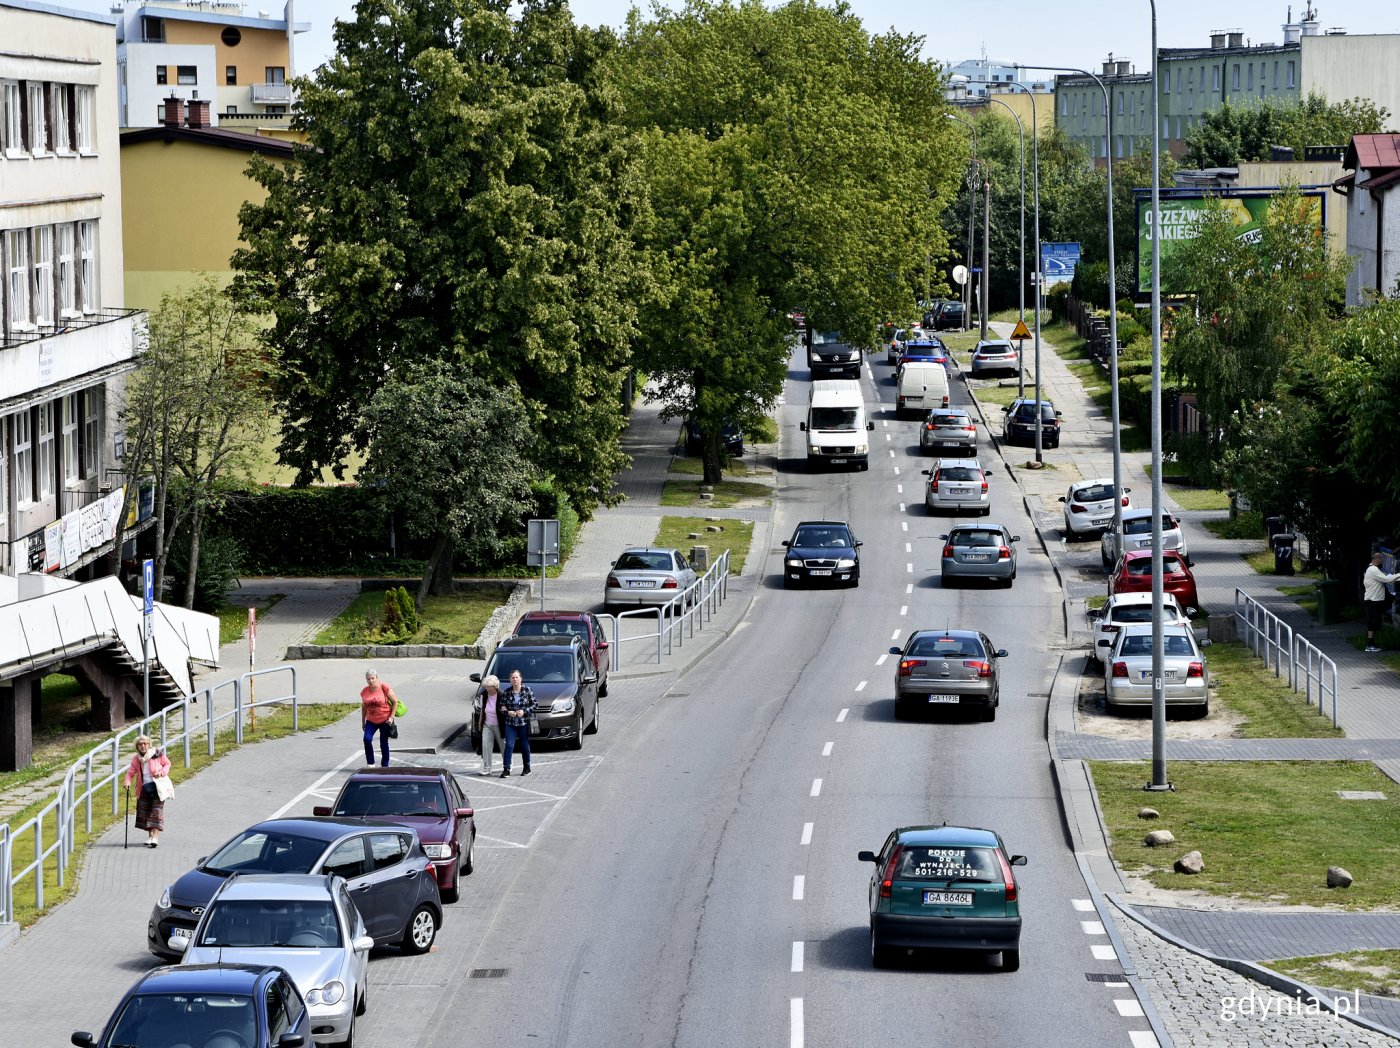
left=355, top=985, right=367, bottom=1016
left=598, top=676, right=609, bottom=698
left=1000, top=575, right=1014, bottom=588
left=981, top=702, right=997, bottom=722
left=871, top=924, right=892, bottom=969
left=859, top=461, right=869, bottom=472
left=893, top=697, right=906, bottom=721
left=462, top=833, right=474, bottom=875
left=442, top=872, right=459, bottom=904
left=1002, top=948, right=1020, bottom=972
left=586, top=699, right=600, bottom=734
left=942, top=573, right=957, bottom=588
left=569, top=710, right=585, bottom=750
left=1194, top=700, right=1210, bottom=719
left=401, top=905, right=438, bottom=955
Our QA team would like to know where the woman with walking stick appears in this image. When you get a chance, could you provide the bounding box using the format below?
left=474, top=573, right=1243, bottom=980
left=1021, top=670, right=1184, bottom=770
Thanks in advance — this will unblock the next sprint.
left=123, top=735, right=172, bottom=848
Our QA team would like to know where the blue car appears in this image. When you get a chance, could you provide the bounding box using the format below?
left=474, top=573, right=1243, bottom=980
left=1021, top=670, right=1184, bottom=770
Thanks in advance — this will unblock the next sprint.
left=896, top=338, right=951, bottom=379
left=782, top=519, right=862, bottom=588
left=73, top=963, right=311, bottom=1048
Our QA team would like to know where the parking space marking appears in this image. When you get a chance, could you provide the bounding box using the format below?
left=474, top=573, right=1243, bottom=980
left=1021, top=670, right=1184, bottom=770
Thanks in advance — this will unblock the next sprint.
left=791, top=941, right=804, bottom=972
left=801, top=822, right=813, bottom=845
left=876, top=653, right=888, bottom=666
left=1081, top=920, right=1107, bottom=936
left=810, top=778, right=822, bottom=797
left=793, top=876, right=805, bottom=900
left=269, top=750, right=367, bottom=818
left=837, top=708, right=849, bottom=721
left=791, top=998, right=804, bottom=1048
left=822, top=741, right=833, bottom=757
left=1072, top=898, right=1095, bottom=911
left=1114, top=1000, right=1145, bottom=1018
left=1091, top=944, right=1118, bottom=960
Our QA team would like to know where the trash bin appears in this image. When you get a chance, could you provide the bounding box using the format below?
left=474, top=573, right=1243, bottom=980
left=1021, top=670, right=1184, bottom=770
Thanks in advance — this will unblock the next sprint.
left=1316, top=579, right=1345, bottom=625
left=1264, top=515, right=1285, bottom=540
left=690, top=545, right=710, bottom=571
left=1271, top=533, right=1296, bottom=576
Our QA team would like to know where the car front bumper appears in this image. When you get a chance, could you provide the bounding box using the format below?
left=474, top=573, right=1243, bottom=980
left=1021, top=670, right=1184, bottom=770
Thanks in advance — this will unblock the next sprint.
left=787, top=565, right=858, bottom=584
left=872, top=912, right=1021, bottom=952
left=309, top=999, right=356, bottom=1044
left=148, top=907, right=196, bottom=960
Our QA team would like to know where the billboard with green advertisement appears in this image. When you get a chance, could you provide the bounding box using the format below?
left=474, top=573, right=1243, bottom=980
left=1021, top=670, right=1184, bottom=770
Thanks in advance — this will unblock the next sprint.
left=1134, top=189, right=1326, bottom=295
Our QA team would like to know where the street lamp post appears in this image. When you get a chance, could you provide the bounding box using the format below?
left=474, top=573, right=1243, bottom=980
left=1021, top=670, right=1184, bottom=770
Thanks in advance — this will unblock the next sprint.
left=1147, top=0, right=1169, bottom=790
left=947, top=113, right=980, bottom=333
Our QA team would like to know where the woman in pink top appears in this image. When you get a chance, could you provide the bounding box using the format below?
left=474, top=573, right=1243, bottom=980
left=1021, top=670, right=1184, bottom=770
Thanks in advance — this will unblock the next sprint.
left=477, top=674, right=504, bottom=776
left=360, top=669, right=399, bottom=766
left=122, top=735, right=172, bottom=848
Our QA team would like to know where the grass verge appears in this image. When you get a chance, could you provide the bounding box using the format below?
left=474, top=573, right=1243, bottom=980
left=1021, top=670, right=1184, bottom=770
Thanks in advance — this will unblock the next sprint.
left=1166, top=486, right=1231, bottom=512
left=660, top=478, right=772, bottom=510
left=967, top=382, right=1021, bottom=409
left=313, top=586, right=510, bottom=646
left=4, top=702, right=358, bottom=927
left=1204, top=512, right=1265, bottom=540
left=653, top=517, right=754, bottom=576
left=1267, top=950, right=1400, bottom=999
left=1089, top=759, right=1400, bottom=908
left=1209, top=641, right=1344, bottom=739
left=668, top=457, right=757, bottom=478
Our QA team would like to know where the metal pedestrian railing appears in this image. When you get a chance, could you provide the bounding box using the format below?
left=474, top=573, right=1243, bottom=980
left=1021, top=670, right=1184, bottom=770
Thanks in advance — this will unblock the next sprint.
left=1234, top=588, right=1339, bottom=726
left=0, top=666, right=298, bottom=930
left=608, top=549, right=732, bottom=668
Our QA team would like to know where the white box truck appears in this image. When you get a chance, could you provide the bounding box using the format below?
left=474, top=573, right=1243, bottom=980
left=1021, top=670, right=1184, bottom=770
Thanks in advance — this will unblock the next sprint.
left=801, top=380, right=873, bottom=470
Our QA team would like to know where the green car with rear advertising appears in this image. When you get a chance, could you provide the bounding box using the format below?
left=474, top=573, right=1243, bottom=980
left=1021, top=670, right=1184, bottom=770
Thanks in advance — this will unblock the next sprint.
left=858, top=824, right=1027, bottom=971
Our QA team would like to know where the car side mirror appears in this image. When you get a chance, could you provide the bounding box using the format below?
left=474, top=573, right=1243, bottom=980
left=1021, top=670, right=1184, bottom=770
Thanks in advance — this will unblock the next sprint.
left=1201, top=638, right=1212, bottom=648
left=781, top=540, right=791, bottom=547
left=995, top=649, right=1009, bottom=658
left=939, top=533, right=949, bottom=540
left=312, top=805, right=332, bottom=817
left=1088, top=608, right=1102, bottom=620
left=1010, top=854, right=1028, bottom=866
left=352, top=934, right=376, bottom=953
left=867, top=421, right=875, bottom=431
left=799, top=421, right=808, bottom=431
left=888, top=646, right=901, bottom=655
left=597, top=640, right=608, bottom=649
left=1002, top=405, right=1010, bottom=412
left=1124, top=486, right=1132, bottom=493
left=583, top=672, right=599, bottom=684
left=456, top=807, right=474, bottom=818
left=72, top=1035, right=96, bottom=1048
left=921, top=469, right=931, bottom=476
left=857, top=850, right=878, bottom=864
left=469, top=673, right=482, bottom=683
left=1058, top=496, right=1067, bottom=503
left=1011, top=535, right=1021, bottom=542
left=855, top=540, right=863, bottom=547
left=277, top=1035, right=307, bottom=1048
left=1056, top=410, right=1064, bottom=417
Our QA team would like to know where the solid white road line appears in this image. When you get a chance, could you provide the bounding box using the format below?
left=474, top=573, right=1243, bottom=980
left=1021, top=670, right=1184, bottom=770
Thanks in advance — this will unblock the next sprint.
left=876, top=653, right=888, bottom=666
left=791, top=941, right=804, bottom=972
left=791, top=998, right=804, bottom=1048
left=1091, top=944, right=1118, bottom=960
left=1072, top=898, right=1095, bottom=911
left=1081, top=920, right=1106, bottom=936
left=801, top=822, right=813, bottom=845
left=837, top=708, right=849, bottom=721
left=822, top=741, right=833, bottom=757
left=855, top=681, right=867, bottom=692
left=810, top=779, right=822, bottom=797
left=1114, top=1000, right=1145, bottom=1018
left=793, top=876, right=805, bottom=900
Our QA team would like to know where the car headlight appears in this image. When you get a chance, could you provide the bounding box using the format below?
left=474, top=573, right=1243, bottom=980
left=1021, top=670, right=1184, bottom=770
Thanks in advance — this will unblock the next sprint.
left=854, top=443, right=868, bottom=454
left=551, top=697, right=576, bottom=714
left=786, top=558, right=803, bottom=568
left=307, top=980, right=346, bottom=1007
left=808, top=443, right=820, bottom=455
left=158, top=887, right=171, bottom=909
left=422, top=843, right=452, bottom=860
left=836, top=558, right=856, bottom=569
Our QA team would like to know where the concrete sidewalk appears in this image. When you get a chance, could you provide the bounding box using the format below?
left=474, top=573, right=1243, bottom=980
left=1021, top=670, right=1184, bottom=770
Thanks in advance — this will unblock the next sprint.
left=972, top=317, right=1400, bottom=1039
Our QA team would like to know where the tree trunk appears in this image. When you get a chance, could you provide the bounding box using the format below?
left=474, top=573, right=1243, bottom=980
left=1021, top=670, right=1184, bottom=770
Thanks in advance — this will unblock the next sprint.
left=182, top=500, right=205, bottom=609
left=702, top=434, right=724, bottom=485
left=432, top=534, right=455, bottom=597
left=417, top=531, right=451, bottom=610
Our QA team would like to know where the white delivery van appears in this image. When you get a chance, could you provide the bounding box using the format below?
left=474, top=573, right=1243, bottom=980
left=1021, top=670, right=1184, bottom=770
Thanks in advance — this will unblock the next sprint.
left=896, top=361, right=950, bottom=419
left=801, top=380, right=873, bottom=470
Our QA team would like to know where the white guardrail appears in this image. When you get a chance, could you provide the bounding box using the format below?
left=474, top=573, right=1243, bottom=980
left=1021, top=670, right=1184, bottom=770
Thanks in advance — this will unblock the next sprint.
left=1233, top=588, right=1339, bottom=727
left=0, top=666, right=298, bottom=929
left=607, top=549, right=732, bottom=668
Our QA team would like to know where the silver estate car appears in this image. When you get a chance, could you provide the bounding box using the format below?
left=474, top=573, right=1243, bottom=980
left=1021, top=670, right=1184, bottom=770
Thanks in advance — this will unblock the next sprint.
left=1104, top=622, right=1210, bottom=715
left=889, top=628, right=1009, bottom=722
left=923, top=460, right=991, bottom=516
left=969, top=339, right=1019, bottom=377
left=919, top=408, right=978, bottom=456
left=604, top=547, right=699, bottom=609
left=1101, top=507, right=1189, bottom=568
left=941, top=524, right=1019, bottom=587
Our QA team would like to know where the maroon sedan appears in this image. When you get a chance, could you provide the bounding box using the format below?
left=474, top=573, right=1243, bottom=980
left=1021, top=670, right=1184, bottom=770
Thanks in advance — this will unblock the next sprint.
left=512, top=610, right=610, bottom=696
left=314, top=766, right=475, bottom=902
left=1108, top=550, right=1200, bottom=613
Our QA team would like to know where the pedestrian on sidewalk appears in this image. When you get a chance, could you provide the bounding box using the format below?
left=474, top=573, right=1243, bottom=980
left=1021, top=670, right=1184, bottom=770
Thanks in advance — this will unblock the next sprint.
left=1362, top=553, right=1400, bottom=652
left=477, top=674, right=505, bottom=777
left=498, top=669, right=533, bottom=778
left=360, top=669, right=398, bottom=766
left=122, top=735, right=171, bottom=848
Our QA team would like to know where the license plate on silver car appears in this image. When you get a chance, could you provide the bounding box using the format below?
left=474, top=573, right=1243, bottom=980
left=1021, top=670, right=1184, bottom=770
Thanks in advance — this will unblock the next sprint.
left=964, top=553, right=990, bottom=562
left=923, top=891, right=973, bottom=905
left=928, top=694, right=959, bottom=703
left=627, top=580, right=654, bottom=588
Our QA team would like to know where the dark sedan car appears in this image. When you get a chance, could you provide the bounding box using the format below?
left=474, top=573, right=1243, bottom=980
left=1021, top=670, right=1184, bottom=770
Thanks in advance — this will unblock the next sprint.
left=889, top=628, right=1008, bottom=721
left=149, top=817, right=443, bottom=960
left=469, top=635, right=600, bottom=750
left=683, top=418, right=743, bottom=457
left=1002, top=398, right=1062, bottom=449
left=314, top=766, right=475, bottom=902
left=933, top=301, right=965, bottom=330
left=782, top=520, right=862, bottom=588
left=512, top=610, right=610, bottom=697
left=74, top=963, right=311, bottom=1048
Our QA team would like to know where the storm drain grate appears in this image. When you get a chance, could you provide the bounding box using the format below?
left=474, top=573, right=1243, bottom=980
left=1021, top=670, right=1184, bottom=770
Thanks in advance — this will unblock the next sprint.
left=1084, top=972, right=1127, bottom=983
left=470, top=968, right=509, bottom=979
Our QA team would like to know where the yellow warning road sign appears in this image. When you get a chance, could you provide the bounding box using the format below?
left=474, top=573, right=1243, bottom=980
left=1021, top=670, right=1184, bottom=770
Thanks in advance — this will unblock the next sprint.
left=1010, top=320, right=1032, bottom=340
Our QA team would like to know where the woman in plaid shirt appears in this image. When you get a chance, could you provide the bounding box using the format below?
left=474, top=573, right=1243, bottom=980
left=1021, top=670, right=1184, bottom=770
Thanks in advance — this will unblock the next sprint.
left=499, top=669, right=534, bottom=777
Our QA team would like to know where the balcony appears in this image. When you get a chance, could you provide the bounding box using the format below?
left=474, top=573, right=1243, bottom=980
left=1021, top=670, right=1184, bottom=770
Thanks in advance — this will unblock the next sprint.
left=250, top=82, right=293, bottom=105
left=0, top=309, right=148, bottom=400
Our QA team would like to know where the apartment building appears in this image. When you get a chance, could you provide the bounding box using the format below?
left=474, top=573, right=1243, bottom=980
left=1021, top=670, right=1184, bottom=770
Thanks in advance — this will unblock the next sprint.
left=1053, top=56, right=1153, bottom=162
left=1, top=0, right=149, bottom=578
left=115, top=0, right=308, bottom=133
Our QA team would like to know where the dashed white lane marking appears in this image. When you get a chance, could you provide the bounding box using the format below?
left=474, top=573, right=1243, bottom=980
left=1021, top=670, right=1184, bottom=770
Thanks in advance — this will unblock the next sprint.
left=855, top=680, right=867, bottom=692
left=893, top=467, right=900, bottom=476
left=897, top=485, right=904, bottom=495
left=791, top=998, right=804, bottom=1048
left=1128, top=1031, right=1158, bottom=1048
left=837, top=708, right=849, bottom=721
left=793, top=876, right=805, bottom=900
left=906, top=562, right=913, bottom=573
left=1081, top=920, right=1106, bottom=936
left=884, top=433, right=891, bottom=442
left=1114, top=1000, right=1145, bottom=1018
left=905, top=583, right=913, bottom=594
left=901, top=521, right=908, bottom=531
left=899, top=502, right=906, bottom=511
left=810, top=779, right=822, bottom=797
left=1091, top=943, right=1118, bottom=960
left=791, top=941, right=804, bottom=972
left=905, top=541, right=912, bottom=553
left=822, top=741, right=833, bottom=757
left=900, top=605, right=908, bottom=616
left=801, top=822, right=813, bottom=845
left=891, top=629, right=901, bottom=640
left=888, top=449, right=895, bottom=458
left=1072, top=898, right=1095, bottom=911
left=876, top=653, right=888, bottom=666
left=882, top=419, right=889, bottom=428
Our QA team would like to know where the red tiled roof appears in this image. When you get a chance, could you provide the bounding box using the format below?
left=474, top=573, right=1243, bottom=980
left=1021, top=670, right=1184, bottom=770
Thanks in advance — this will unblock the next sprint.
left=1346, top=134, right=1400, bottom=172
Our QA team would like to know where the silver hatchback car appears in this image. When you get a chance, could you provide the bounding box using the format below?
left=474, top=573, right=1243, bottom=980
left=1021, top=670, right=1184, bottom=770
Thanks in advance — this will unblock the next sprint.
left=604, top=547, right=699, bottom=609
left=941, top=523, right=1019, bottom=587
left=923, top=460, right=991, bottom=515
left=969, top=339, right=1019, bottom=377
left=919, top=408, right=977, bottom=456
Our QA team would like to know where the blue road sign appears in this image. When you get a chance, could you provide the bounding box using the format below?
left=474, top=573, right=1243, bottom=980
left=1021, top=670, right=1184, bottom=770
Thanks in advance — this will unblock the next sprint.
left=142, top=558, right=154, bottom=616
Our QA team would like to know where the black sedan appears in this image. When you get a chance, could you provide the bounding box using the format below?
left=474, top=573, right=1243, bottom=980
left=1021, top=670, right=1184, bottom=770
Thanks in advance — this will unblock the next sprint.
left=782, top=520, right=862, bottom=588
left=74, top=963, right=310, bottom=1048
left=149, top=817, right=443, bottom=960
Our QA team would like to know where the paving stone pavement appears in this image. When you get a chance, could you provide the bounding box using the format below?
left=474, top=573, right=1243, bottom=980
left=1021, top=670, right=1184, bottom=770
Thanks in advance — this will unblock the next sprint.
left=1054, top=734, right=1400, bottom=761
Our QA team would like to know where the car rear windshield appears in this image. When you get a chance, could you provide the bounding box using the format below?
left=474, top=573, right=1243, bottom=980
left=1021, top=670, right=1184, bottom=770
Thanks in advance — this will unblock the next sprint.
left=1076, top=484, right=1115, bottom=502
left=930, top=413, right=966, bottom=426
left=488, top=651, right=576, bottom=682
left=335, top=780, right=449, bottom=817
left=810, top=406, right=859, bottom=431
left=978, top=343, right=1013, bottom=354
left=198, top=899, right=343, bottom=948
left=937, top=467, right=981, bottom=482
left=1125, top=555, right=1183, bottom=576
left=1112, top=606, right=1166, bottom=624
left=615, top=551, right=674, bottom=572
left=950, top=529, right=1002, bottom=547
left=894, top=846, right=1000, bottom=881
left=1119, top=634, right=1195, bottom=657
left=907, top=635, right=984, bottom=658
left=516, top=619, right=585, bottom=641
left=1014, top=403, right=1055, bottom=421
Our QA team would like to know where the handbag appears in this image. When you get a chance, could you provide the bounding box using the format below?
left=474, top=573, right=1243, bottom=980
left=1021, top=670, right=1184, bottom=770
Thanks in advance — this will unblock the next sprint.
left=154, top=775, right=175, bottom=802
left=387, top=722, right=399, bottom=739
left=528, top=711, right=539, bottom=734
left=394, top=698, right=408, bottom=718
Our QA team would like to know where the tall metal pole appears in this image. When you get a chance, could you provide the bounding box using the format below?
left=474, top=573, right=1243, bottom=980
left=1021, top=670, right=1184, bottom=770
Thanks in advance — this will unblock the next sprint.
left=981, top=171, right=991, bottom=341
left=1147, top=0, right=1169, bottom=791
left=947, top=112, right=980, bottom=333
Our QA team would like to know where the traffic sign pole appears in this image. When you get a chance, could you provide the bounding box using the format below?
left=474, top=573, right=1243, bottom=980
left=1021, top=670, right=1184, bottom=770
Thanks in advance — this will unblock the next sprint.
left=141, top=559, right=153, bottom=722
left=248, top=607, right=257, bottom=731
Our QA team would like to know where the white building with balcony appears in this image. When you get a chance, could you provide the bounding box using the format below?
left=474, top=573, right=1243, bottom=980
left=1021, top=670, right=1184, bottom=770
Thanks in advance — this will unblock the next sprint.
left=114, top=0, right=308, bottom=132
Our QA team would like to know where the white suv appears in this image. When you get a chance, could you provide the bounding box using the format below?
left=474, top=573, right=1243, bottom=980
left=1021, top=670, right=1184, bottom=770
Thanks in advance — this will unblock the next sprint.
left=1101, top=507, right=1190, bottom=569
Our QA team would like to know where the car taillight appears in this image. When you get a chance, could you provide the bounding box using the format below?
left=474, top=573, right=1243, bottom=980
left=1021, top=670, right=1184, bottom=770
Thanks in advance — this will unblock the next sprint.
left=1112, top=661, right=1129, bottom=677
left=1187, top=662, right=1204, bottom=678
left=606, top=575, right=621, bottom=589
left=996, top=850, right=1018, bottom=903
left=661, top=577, right=679, bottom=589
left=963, top=659, right=992, bottom=678
left=998, top=546, right=1011, bottom=559
left=943, top=544, right=954, bottom=558
left=1070, top=502, right=1087, bottom=513
left=928, top=479, right=939, bottom=492
left=965, top=425, right=976, bottom=432
left=897, top=659, right=923, bottom=678
left=1121, top=496, right=1130, bottom=506
left=941, top=395, right=949, bottom=406
left=880, top=846, right=902, bottom=898
left=925, top=422, right=935, bottom=430
left=980, top=478, right=988, bottom=492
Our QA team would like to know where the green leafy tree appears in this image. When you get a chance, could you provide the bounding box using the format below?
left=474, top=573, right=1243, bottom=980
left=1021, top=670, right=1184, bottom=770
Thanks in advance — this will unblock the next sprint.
left=613, top=0, right=960, bottom=481
left=232, top=0, right=647, bottom=515
left=1162, top=186, right=1350, bottom=485
left=1183, top=93, right=1388, bottom=168
left=358, top=361, right=538, bottom=608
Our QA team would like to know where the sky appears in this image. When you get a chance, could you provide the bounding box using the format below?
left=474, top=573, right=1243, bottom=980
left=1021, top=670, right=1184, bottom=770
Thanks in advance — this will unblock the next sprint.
left=58, top=0, right=1400, bottom=80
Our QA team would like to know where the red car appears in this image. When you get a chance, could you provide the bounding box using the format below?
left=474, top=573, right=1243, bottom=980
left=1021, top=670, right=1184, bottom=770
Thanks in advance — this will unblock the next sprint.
left=314, top=766, right=475, bottom=902
left=512, top=610, right=610, bottom=695
left=1108, top=550, right=1200, bottom=612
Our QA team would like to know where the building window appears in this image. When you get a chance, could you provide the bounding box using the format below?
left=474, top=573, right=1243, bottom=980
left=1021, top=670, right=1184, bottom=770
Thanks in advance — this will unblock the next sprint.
left=177, top=66, right=197, bottom=86
left=82, top=387, right=102, bottom=478
left=14, top=410, right=33, bottom=506
left=1175, top=69, right=1181, bottom=93
left=32, top=226, right=54, bottom=327
left=226, top=65, right=237, bottom=85
left=0, top=419, right=6, bottom=519
left=1287, top=60, right=1296, bottom=88
left=1060, top=94, right=1068, bottom=117
left=1117, top=92, right=1124, bottom=115
left=1273, top=61, right=1279, bottom=89
left=1212, top=65, right=1220, bottom=91
left=63, top=393, right=80, bottom=485
left=2, top=80, right=22, bottom=153
left=75, top=85, right=95, bottom=153
left=265, top=66, right=286, bottom=84
left=156, top=66, right=167, bottom=86
left=57, top=223, right=77, bottom=318
left=1232, top=64, right=1240, bottom=91
left=1247, top=63, right=1254, bottom=91
left=26, top=80, right=47, bottom=153
left=37, top=402, right=54, bottom=499
left=77, top=220, right=97, bottom=313
left=142, top=15, right=165, bottom=42
left=5, top=230, right=30, bottom=330
left=50, top=84, right=71, bottom=153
